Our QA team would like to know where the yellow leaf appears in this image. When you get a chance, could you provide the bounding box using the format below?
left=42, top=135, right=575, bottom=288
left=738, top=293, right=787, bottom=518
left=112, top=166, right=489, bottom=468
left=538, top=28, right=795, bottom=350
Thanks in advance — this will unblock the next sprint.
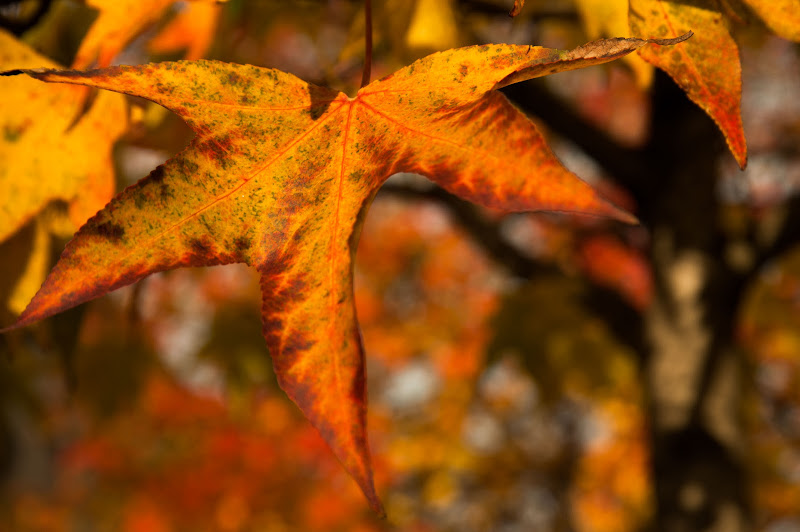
left=0, top=29, right=127, bottom=245
left=744, top=0, right=800, bottom=42
left=405, top=0, right=460, bottom=52
left=74, top=0, right=226, bottom=68
left=8, top=215, right=50, bottom=316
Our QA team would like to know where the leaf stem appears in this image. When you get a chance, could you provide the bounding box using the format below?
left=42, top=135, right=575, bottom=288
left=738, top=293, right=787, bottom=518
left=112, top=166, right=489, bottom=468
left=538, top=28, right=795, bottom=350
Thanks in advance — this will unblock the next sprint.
left=360, top=0, right=372, bottom=88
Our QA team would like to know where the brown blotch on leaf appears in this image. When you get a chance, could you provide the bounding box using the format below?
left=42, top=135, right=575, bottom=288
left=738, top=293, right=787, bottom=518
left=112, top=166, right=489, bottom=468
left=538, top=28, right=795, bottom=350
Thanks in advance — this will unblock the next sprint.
left=87, top=221, right=125, bottom=242
left=436, top=95, right=495, bottom=124
left=196, top=135, right=235, bottom=163
left=234, top=236, right=252, bottom=252
left=189, top=237, right=213, bottom=257
left=150, top=165, right=166, bottom=183
left=42, top=66, right=127, bottom=81
left=185, top=236, right=242, bottom=265
left=278, top=334, right=317, bottom=366
left=258, top=251, right=309, bottom=356
left=227, top=71, right=243, bottom=85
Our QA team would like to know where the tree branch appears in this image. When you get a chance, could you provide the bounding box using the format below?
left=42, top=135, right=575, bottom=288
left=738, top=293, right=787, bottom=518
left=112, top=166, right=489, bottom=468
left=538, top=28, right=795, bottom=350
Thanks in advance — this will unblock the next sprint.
left=751, top=193, right=800, bottom=270
left=378, top=182, right=552, bottom=279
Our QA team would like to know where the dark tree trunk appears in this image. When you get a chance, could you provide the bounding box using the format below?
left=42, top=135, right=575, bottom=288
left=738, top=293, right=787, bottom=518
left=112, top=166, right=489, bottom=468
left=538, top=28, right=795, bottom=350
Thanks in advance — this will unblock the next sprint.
left=504, top=69, right=756, bottom=531
left=637, top=71, right=752, bottom=532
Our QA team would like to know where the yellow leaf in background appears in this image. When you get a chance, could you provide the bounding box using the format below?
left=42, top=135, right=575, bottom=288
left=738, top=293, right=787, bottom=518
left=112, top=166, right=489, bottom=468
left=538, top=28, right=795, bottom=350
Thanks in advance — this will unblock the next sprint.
left=405, top=0, right=460, bottom=52
left=8, top=215, right=49, bottom=316
left=2, top=204, right=74, bottom=317
left=75, top=0, right=174, bottom=68
left=0, top=29, right=127, bottom=315
left=74, top=0, right=227, bottom=68
left=743, top=0, right=800, bottom=42
left=575, top=0, right=653, bottom=87
left=148, top=1, right=223, bottom=60
left=0, top=29, right=128, bottom=245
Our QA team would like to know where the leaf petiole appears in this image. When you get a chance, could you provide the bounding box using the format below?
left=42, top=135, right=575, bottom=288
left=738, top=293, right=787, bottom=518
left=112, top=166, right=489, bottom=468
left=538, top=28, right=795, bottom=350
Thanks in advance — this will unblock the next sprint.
left=360, top=0, right=372, bottom=88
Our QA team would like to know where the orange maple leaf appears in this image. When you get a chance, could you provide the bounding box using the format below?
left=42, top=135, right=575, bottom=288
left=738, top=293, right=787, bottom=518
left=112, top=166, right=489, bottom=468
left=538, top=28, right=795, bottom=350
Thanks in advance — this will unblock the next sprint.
left=629, top=0, right=746, bottom=168
left=1, top=34, right=688, bottom=512
left=629, top=0, right=799, bottom=170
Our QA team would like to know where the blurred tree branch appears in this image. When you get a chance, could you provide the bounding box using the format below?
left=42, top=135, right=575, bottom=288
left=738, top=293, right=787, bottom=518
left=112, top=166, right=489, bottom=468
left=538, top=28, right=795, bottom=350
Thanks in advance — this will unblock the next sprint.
left=0, top=0, right=52, bottom=36
left=503, top=81, right=649, bottom=195
left=377, top=182, right=645, bottom=354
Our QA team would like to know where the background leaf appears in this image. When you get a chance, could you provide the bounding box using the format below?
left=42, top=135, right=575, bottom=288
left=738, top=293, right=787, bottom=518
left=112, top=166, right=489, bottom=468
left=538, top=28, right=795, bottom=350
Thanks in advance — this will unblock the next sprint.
left=629, top=0, right=747, bottom=168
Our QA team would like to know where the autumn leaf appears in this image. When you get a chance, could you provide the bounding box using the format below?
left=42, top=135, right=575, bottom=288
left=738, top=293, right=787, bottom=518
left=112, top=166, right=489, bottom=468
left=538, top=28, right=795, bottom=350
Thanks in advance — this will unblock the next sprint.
left=629, top=0, right=746, bottom=168
left=578, top=235, right=653, bottom=310
left=509, top=0, right=525, bottom=18
left=627, top=0, right=800, bottom=170
left=1, top=34, right=689, bottom=512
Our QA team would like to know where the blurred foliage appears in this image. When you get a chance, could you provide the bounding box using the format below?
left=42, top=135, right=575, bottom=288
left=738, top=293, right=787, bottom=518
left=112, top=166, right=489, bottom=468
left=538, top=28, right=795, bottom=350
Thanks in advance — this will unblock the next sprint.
left=740, top=250, right=800, bottom=531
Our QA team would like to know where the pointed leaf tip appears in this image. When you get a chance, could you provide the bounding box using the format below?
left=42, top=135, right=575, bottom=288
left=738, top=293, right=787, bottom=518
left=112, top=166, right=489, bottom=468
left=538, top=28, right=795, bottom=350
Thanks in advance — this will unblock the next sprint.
left=604, top=205, right=639, bottom=226
left=369, top=494, right=387, bottom=519
left=654, top=31, right=693, bottom=45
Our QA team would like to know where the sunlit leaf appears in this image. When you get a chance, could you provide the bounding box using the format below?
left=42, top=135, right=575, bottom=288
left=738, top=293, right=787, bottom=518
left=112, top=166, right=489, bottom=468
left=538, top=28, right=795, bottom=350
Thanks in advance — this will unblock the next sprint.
left=2, top=34, right=689, bottom=511
left=629, top=0, right=747, bottom=168
left=405, top=0, right=460, bottom=52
